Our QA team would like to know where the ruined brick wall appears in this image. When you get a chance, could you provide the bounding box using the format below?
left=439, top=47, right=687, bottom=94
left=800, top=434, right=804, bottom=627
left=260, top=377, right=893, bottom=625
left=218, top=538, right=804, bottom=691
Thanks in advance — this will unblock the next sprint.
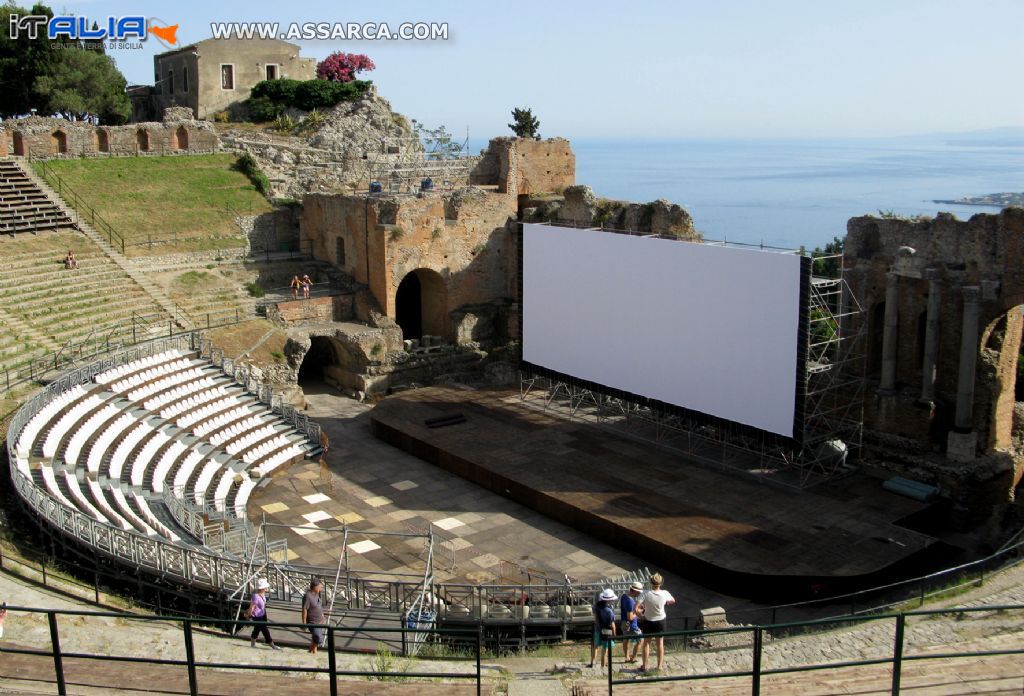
left=4, top=116, right=219, bottom=158
left=300, top=186, right=517, bottom=344
left=473, top=137, right=574, bottom=196
left=514, top=137, right=575, bottom=195
left=844, top=208, right=1024, bottom=456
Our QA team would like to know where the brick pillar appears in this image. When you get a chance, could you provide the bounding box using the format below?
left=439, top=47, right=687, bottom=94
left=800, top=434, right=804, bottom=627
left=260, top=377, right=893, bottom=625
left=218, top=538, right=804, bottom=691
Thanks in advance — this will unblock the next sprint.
left=880, top=271, right=899, bottom=391
left=947, top=286, right=981, bottom=462
left=919, top=270, right=941, bottom=404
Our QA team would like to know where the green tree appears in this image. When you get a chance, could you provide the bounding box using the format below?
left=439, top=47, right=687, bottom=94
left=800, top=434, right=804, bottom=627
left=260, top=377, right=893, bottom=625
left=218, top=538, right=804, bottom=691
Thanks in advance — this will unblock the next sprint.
left=34, top=48, right=131, bottom=123
left=811, top=236, right=844, bottom=279
left=508, top=107, right=540, bottom=139
left=0, top=2, right=57, bottom=115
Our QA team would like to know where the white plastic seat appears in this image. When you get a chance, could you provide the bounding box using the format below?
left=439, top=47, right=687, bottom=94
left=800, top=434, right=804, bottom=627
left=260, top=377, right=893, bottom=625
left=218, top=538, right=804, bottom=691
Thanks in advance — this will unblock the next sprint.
left=87, top=478, right=132, bottom=530
left=64, top=470, right=109, bottom=524
left=110, top=486, right=157, bottom=536
left=42, top=394, right=103, bottom=457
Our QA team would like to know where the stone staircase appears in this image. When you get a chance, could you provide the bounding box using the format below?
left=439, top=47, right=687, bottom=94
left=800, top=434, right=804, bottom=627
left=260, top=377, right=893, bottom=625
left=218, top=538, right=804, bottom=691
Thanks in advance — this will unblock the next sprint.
left=10, top=157, right=193, bottom=332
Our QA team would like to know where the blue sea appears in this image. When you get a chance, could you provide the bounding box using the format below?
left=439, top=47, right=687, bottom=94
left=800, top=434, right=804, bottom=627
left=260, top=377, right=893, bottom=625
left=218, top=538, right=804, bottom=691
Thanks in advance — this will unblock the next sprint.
left=568, top=137, right=1024, bottom=251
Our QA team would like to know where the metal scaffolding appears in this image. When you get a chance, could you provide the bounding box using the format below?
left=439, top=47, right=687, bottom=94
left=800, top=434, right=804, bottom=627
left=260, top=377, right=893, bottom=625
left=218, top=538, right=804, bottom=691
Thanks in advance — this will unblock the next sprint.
left=517, top=246, right=865, bottom=489
left=368, top=126, right=475, bottom=195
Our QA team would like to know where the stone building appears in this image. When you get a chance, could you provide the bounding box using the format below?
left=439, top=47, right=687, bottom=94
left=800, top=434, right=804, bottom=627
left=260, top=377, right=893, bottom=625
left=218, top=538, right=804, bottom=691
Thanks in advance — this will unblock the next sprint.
left=128, top=38, right=316, bottom=121
left=844, top=208, right=1024, bottom=522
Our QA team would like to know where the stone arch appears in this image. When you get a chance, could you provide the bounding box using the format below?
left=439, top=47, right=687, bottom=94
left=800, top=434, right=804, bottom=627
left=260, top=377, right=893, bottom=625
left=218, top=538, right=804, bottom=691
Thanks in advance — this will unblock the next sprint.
left=136, top=129, right=150, bottom=152
left=981, top=308, right=1023, bottom=451
left=95, top=129, right=109, bottom=153
left=51, top=130, right=67, bottom=155
left=295, top=333, right=371, bottom=393
left=12, top=132, right=25, bottom=156
left=173, top=125, right=188, bottom=151
left=394, top=268, right=447, bottom=341
left=299, top=335, right=341, bottom=384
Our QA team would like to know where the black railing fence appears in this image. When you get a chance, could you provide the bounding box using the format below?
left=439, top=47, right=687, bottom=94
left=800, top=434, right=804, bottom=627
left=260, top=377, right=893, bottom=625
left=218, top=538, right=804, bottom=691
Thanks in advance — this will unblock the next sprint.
left=0, top=604, right=485, bottom=696
left=600, top=603, right=1024, bottom=695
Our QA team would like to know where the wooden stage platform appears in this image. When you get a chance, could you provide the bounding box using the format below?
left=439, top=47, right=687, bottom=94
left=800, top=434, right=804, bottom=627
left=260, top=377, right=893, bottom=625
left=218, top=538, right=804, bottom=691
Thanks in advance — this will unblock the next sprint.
left=370, top=387, right=939, bottom=600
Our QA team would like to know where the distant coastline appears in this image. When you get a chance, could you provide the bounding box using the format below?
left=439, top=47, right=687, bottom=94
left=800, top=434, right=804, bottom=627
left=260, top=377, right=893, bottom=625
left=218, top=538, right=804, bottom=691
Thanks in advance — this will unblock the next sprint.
left=932, top=192, right=1023, bottom=207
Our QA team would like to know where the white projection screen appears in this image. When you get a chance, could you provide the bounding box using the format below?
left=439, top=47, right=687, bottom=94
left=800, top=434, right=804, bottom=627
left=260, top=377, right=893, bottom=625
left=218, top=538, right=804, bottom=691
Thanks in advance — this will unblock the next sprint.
left=521, top=223, right=808, bottom=439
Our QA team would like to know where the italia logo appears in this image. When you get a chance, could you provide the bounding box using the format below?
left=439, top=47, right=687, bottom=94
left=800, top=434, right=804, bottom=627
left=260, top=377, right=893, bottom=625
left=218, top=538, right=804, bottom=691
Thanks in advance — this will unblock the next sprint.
left=8, top=14, right=179, bottom=48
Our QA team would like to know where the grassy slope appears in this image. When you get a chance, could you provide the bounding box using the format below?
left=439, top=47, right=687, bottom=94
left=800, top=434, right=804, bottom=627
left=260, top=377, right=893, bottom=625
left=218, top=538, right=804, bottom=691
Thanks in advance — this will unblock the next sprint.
left=38, top=154, right=274, bottom=256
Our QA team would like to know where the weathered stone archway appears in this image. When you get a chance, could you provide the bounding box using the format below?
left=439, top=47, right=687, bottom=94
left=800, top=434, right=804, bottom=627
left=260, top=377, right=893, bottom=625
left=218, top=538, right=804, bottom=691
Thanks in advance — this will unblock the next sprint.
left=51, top=130, right=67, bottom=155
left=173, top=125, right=188, bottom=151
left=394, top=268, right=447, bottom=341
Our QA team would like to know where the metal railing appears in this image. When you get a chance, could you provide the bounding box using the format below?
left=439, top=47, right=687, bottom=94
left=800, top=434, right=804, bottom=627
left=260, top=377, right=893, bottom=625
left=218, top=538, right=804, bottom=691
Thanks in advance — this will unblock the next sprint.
left=0, top=308, right=251, bottom=401
left=6, top=334, right=323, bottom=599
left=33, top=159, right=126, bottom=253
left=0, top=605, right=485, bottom=696
left=600, top=604, right=1024, bottom=696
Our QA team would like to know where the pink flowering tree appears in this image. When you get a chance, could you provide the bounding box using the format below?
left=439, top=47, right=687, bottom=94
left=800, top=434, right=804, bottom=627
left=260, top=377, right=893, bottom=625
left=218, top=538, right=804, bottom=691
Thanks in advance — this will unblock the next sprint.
left=316, top=53, right=376, bottom=82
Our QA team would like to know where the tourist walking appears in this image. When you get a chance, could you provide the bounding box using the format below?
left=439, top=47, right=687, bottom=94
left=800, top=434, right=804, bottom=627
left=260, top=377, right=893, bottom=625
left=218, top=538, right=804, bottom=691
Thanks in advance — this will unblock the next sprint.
left=619, top=582, right=644, bottom=663
left=247, top=578, right=281, bottom=649
left=302, top=577, right=325, bottom=654
left=301, top=274, right=312, bottom=299
left=639, top=573, right=675, bottom=672
left=290, top=275, right=300, bottom=300
left=589, top=588, right=617, bottom=669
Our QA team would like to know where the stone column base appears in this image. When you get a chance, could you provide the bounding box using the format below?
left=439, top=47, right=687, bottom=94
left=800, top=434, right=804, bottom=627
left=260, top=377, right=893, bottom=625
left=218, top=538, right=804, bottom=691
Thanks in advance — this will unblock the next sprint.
left=947, top=431, right=978, bottom=463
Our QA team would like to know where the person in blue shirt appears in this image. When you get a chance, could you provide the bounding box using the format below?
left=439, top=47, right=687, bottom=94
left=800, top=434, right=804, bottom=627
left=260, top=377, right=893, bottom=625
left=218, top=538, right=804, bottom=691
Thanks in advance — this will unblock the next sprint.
left=588, top=588, right=618, bottom=669
left=619, top=582, right=644, bottom=663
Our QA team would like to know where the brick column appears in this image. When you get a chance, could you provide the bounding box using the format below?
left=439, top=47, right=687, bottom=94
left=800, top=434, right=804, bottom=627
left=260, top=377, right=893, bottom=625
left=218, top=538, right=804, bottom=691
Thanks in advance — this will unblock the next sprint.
left=947, top=286, right=981, bottom=462
left=919, top=270, right=941, bottom=404
left=880, top=271, right=899, bottom=391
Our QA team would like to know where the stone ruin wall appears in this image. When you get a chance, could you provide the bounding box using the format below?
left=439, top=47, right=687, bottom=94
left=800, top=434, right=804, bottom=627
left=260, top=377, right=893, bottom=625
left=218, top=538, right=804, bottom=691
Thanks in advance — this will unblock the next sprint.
left=470, top=137, right=576, bottom=195
left=0, top=111, right=219, bottom=159
left=844, top=208, right=1024, bottom=518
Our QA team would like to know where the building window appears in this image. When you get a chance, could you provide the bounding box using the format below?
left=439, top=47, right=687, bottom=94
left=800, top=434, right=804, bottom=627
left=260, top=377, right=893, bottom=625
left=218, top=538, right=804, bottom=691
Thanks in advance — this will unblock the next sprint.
left=336, top=237, right=346, bottom=267
left=167, top=69, right=174, bottom=94
left=182, top=66, right=188, bottom=92
left=266, top=64, right=278, bottom=80
left=221, top=64, right=234, bottom=90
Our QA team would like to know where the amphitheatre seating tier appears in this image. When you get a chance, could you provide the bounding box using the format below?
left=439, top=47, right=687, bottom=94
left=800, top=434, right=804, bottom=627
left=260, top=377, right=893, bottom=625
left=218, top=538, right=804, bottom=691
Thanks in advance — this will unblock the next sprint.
left=13, top=351, right=314, bottom=547
left=0, top=159, right=72, bottom=234
left=0, top=230, right=175, bottom=374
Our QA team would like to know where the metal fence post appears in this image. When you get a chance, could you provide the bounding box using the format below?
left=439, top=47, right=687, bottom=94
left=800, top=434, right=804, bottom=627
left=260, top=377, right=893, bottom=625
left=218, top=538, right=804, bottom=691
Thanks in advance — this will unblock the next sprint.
left=751, top=626, right=763, bottom=696
left=476, top=623, right=483, bottom=696
left=47, top=611, right=67, bottom=695
left=891, top=614, right=905, bottom=696
left=607, top=632, right=614, bottom=695
left=400, top=612, right=408, bottom=656
left=328, top=626, right=337, bottom=696
left=183, top=619, right=199, bottom=696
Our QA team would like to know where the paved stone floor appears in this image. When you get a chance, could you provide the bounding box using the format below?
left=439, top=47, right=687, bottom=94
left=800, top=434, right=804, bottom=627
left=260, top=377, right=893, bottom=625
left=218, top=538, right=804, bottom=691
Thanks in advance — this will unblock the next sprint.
left=248, top=383, right=740, bottom=615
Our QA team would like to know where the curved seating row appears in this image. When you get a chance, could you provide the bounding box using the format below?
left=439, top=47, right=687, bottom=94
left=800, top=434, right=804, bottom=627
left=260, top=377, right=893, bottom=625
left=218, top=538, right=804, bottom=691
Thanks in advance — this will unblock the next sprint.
left=16, top=351, right=313, bottom=548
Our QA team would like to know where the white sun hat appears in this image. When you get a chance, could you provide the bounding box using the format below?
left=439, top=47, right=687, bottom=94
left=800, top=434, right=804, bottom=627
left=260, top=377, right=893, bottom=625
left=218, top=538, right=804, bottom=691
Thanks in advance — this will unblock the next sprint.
left=599, top=588, right=617, bottom=602
left=256, top=578, right=270, bottom=590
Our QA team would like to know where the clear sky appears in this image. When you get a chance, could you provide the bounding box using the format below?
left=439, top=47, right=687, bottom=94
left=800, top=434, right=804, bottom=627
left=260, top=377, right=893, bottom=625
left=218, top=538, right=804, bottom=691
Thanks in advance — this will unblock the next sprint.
left=53, top=0, right=1024, bottom=140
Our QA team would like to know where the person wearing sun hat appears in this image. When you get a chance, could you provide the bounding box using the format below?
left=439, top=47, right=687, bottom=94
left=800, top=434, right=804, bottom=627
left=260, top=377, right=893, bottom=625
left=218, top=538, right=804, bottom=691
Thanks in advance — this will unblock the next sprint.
left=619, top=581, right=644, bottom=663
left=588, top=588, right=618, bottom=669
left=639, top=572, right=675, bottom=672
left=247, top=578, right=280, bottom=650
